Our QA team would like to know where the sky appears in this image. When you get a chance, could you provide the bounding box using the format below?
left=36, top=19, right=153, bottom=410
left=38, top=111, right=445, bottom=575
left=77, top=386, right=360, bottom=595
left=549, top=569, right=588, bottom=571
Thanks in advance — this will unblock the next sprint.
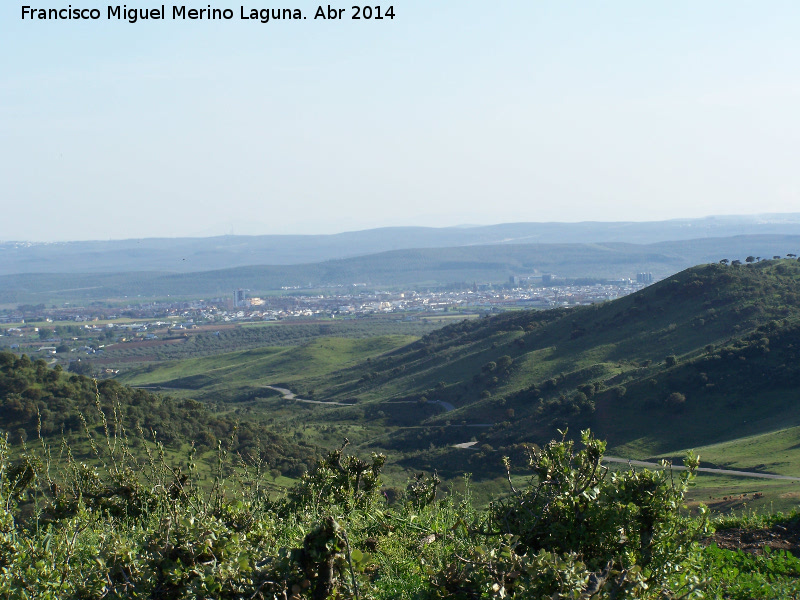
left=2, top=1, right=800, bottom=241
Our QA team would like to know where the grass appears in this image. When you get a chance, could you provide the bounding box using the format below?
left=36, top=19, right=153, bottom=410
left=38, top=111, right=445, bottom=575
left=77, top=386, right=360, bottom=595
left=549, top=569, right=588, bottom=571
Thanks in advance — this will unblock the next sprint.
left=420, top=313, right=481, bottom=322
left=118, top=335, right=418, bottom=401
left=644, top=424, right=800, bottom=515
left=663, top=425, right=800, bottom=476
left=702, top=543, right=800, bottom=599
left=687, top=474, right=800, bottom=515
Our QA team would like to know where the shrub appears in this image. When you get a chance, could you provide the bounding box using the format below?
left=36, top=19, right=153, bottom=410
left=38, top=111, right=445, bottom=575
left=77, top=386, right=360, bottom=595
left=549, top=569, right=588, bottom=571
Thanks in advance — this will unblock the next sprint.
left=450, top=430, right=709, bottom=598
left=666, top=392, right=687, bottom=406
left=0, top=422, right=717, bottom=600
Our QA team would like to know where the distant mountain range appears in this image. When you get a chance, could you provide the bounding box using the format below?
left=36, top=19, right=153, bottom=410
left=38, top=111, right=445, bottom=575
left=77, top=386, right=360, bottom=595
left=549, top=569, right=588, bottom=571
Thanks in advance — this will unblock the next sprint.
left=2, top=234, right=800, bottom=304
left=3, top=214, right=800, bottom=275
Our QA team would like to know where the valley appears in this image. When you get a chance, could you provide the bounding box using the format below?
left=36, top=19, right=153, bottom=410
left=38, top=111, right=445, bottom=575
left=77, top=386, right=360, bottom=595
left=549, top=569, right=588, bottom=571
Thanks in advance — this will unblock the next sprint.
left=101, top=258, right=800, bottom=513
left=3, top=247, right=800, bottom=598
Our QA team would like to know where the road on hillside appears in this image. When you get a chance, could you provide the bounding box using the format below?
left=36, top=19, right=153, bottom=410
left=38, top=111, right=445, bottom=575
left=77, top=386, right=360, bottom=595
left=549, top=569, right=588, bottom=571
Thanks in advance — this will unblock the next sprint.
left=603, top=456, right=800, bottom=482
left=264, top=386, right=353, bottom=406
left=268, top=387, right=462, bottom=412
left=453, top=441, right=479, bottom=449
left=268, top=389, right=798, bottom=481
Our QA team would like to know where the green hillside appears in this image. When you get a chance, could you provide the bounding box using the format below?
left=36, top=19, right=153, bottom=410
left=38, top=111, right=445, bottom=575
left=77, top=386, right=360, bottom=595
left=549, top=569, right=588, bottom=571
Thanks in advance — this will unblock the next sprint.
left=116, top=259, right=800, bottom=501
left=118, top=335, right=418, bottom=402
left=292, top=260, right=800, bottom=465
left=0, top=351, right=317, bottom=477
left=3, top=266, right=800, bottom=598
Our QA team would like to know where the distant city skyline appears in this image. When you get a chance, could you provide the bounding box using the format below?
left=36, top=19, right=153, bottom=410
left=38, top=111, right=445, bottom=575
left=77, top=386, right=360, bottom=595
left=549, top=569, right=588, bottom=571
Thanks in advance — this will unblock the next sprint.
left=3, top=1, right=800, bottom=242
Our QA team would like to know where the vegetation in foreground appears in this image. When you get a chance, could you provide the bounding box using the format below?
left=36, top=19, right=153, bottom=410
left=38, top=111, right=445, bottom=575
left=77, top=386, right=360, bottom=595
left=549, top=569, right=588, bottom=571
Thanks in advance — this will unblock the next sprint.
left=2, top=418, right=799, bottom=599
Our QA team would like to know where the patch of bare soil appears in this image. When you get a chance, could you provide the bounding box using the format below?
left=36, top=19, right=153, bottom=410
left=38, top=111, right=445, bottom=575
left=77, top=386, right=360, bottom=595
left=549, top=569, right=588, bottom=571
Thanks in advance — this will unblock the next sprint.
left=709, top=519, right=800, bottom=556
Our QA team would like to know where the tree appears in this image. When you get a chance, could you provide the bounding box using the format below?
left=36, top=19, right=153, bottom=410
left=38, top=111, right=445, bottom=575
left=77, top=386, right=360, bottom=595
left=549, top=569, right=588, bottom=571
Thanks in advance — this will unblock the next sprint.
left=719, top=258, right=729, bottom=265
left=496, top=355, right=513, bottom=370
left=745, top=256, right=755, bottom=263
left=666, top=392, right=686, bottom=406
left=68, top=359, right=93, bottom=376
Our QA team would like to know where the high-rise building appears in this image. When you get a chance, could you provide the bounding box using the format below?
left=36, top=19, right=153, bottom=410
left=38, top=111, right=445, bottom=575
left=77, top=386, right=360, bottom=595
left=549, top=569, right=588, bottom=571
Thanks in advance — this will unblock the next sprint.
left=234, top=289, right=246, bottom=307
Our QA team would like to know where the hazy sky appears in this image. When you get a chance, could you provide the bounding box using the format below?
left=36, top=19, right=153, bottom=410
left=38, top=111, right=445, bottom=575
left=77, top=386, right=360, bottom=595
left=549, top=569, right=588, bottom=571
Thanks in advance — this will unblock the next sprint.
left=2, top=1, right=800, bottom=241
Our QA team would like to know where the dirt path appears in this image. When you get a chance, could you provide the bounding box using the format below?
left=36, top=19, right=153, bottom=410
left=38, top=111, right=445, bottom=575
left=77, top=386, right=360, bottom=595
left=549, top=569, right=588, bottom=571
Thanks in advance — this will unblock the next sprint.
left=453, top=441, right=479, bottom=449
left=433, top=400, right=456, bottom=412
left=603, top=456, right=800, bottom=482
left=267, top=388, right=461, bottom=412
left=264, top=386, right=353, bottom=406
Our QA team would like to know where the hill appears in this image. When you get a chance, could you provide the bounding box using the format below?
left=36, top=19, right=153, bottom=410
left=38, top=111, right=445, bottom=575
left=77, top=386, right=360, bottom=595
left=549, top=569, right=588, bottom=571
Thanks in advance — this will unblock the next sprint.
left=3, top=234, right=800, bottom=303
left=4, top=214, right=800, bottom=275
left=115, top=259, right=800, bottom=491
left=289, top=259, right=800, bottom=462
left=117, top=335, right=418, bottom=402
left=0, top=351, right=317, bottom=477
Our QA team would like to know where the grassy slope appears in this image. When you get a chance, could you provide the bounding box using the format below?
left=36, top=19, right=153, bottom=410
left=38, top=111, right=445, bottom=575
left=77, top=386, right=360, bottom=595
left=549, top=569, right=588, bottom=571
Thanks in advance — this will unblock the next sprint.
left=118, top=335, right=418, bottom=401
left=317, top=261, right=793, bottom=393
left=296, top=261, right=800, bottom=481
left=668, top=425, right=800, bottom=475
left=119, top=261, right=800, bottom=454
left=652, top=426, right=800, bottom=514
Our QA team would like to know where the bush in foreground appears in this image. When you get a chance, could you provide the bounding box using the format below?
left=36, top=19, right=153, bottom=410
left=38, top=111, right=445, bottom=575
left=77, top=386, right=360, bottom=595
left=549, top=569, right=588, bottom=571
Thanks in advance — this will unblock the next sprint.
left=0, top=419, right=793, bottom=599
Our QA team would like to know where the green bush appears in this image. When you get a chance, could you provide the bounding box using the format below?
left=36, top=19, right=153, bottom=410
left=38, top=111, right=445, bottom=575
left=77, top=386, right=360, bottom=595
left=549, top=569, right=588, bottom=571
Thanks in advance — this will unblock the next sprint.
left=0, top=420, right=792, bottom=599
left=443, top=430, right=709, bottom=598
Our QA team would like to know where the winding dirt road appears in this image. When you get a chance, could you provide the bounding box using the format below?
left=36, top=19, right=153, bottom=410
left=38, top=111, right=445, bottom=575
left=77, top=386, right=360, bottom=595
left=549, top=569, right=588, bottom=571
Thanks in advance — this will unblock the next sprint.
left=264, top=386, right=353, bottom=406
